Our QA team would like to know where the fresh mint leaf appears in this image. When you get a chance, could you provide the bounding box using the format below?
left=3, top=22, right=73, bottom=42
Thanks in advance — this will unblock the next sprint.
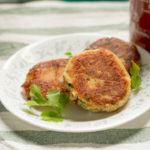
left=65, top=52, right=72, bottom=58
left=29, top=85, right=47, bottom=104
left=24, top=100, right=39, bottom=106
left=129, top=61, right=142, bottom=93
left=46, top=89, right=69, bottom=111
left=41, top=109, right=63, bottom=122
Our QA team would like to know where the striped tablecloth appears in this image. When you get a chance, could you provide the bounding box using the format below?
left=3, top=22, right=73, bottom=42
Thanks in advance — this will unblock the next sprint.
left=1, top=1, right=150, bottom=150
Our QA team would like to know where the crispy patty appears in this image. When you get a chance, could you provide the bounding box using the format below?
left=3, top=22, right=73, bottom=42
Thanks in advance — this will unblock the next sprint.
left=63, top=49, right=131, bottom=112
left=22, top=59, right=68, bottom=98
left=85, top=37, right=141, bottom=71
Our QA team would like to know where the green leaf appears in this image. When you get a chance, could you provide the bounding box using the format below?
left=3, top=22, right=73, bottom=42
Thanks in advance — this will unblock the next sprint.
left=131, top=75, right=136, bottom=89
left=129, top=61, right=142, bottom=93
left=24, top=100, right=51, bottom=107
left=23, top=85, right=69, bottom=123
left=24, top=100, right=39, bottom=106
left=25, top=87, right=69, bottom=110
left=136, top=76, right=142, bottom=86
left=22, top=108, right=38, bottom=116
left=135, top=76, right=142, bottom=93
left=46, top=89, right=61, bottom=110
left=46, top=89, right=69, bottom=111
left=41, top=109, right=63, bottom=122
left=65, top=52, right=72, bottom=58
left=130, top=61, right=140, bottom=76
left=59, top=92, right=69, bottom=110
left=78, top=100, right=86, bottom=107
left=29, top=85, right=47, bottom=104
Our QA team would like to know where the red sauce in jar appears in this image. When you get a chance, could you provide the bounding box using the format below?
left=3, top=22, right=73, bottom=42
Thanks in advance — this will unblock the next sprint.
left=130, top=0, right=150, bottom=52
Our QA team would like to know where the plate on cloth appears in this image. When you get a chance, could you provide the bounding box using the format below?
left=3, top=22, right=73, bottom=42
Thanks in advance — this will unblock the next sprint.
left=0, top=33, right=150, bottom=132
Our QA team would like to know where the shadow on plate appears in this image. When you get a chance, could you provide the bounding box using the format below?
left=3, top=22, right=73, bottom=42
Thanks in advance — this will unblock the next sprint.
left=30, top=102, right=128, bottom=122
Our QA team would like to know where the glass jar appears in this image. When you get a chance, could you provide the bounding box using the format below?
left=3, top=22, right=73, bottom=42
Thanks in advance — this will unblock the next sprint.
left=130, top=0, right=150, bottom=52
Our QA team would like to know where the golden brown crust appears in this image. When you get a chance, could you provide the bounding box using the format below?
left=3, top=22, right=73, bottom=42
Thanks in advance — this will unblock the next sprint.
left=22, top=59, right=68, bottom=97
left=85, top=37, right=141, bottom=71
left=64, top=49, right=131, bottom=112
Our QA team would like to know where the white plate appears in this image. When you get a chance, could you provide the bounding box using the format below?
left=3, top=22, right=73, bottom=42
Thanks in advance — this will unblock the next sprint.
left=0, top=33, right=150, bottom=133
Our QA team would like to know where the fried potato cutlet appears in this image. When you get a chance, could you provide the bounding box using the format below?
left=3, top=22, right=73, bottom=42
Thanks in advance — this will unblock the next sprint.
left=63, top=48, right=131, bottom=112
left=85, top=37, right=141, bottom=71
left=22, top=59, right=68, bottom=98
